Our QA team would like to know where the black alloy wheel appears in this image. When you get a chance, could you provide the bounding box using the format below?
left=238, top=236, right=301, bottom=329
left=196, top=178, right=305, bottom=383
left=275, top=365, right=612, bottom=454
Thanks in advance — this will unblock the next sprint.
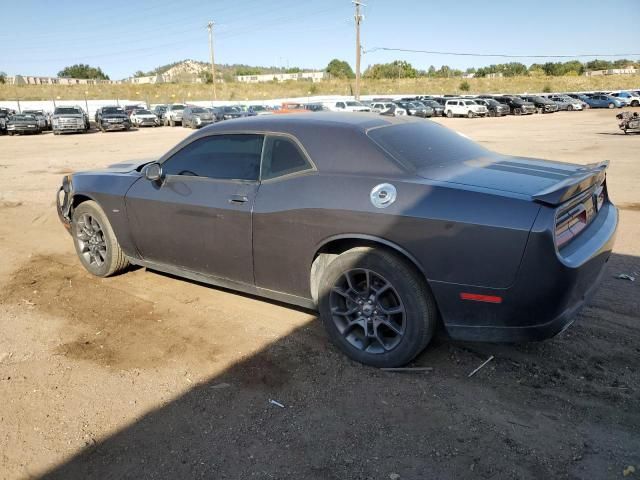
left=319, top=247, right=437, bottom=367
left=330, top=268, right=406, bottom=354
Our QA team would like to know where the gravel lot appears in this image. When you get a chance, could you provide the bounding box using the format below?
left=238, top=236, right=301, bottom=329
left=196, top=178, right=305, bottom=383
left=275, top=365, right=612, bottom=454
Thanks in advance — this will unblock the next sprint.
left=0, top=110, right=638, bottom=479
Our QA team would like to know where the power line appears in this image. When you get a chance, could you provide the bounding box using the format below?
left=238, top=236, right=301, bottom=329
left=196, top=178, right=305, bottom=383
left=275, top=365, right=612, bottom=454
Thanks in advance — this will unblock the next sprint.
left=364, top=47, right=640, bottom=59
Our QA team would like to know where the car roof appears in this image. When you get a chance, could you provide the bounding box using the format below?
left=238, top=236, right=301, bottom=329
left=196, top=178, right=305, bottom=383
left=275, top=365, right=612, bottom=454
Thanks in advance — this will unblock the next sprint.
left=168, top=113, right=423, bottom=176
left=202, top=112, right=405, bottom=133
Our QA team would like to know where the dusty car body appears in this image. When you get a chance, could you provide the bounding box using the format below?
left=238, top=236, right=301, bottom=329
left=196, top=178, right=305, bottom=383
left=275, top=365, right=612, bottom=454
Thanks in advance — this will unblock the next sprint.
left=182, top=106, right=215, bottom=129
left=130, top=109, right=161, bottom=127
left=56, top=114, right=618, bottom=367
left=95, top=106, right=131, bottom=132
left=7, top=114, right=41, bottom=135
left=52, top=106, right=88, bottom=134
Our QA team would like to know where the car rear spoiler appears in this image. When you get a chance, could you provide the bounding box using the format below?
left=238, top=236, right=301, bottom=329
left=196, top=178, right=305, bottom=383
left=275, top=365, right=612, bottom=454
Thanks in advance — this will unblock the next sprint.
left=532, top=160, right=609, bottom=206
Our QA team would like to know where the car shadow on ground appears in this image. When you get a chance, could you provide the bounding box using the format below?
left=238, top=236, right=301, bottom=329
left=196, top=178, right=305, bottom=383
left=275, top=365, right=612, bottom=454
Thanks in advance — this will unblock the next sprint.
left=39, top=252, right=639, bottom=480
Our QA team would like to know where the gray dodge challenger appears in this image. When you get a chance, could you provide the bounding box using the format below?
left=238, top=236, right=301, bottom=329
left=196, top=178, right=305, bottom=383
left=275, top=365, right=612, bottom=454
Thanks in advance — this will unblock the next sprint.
left=57, top=113, right=618, bottom=367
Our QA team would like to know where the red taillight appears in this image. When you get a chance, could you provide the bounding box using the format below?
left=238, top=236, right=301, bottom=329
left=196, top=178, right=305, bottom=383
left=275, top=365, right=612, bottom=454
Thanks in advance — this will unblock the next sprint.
left=460, top=293, right=503, bottom=304
left=555, top=183, right=604, bottom=248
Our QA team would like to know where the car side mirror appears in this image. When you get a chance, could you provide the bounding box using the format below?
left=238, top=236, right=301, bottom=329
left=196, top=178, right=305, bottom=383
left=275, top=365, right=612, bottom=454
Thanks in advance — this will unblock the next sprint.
left=144, top=162, right=164, bottom=182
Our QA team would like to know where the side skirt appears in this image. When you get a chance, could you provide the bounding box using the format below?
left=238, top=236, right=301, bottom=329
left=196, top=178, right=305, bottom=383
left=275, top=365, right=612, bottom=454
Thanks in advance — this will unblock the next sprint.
left=128, top=257, right=317, bottom=310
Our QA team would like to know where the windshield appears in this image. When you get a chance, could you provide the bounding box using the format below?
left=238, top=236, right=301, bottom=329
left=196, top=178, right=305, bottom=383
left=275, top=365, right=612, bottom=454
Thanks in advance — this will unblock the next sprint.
left=252, top=106, right=266, bottom=111
left=135, top=109, right=152, bottom=115
left=12, top=115, right=35, bottom=120
left=55, top=107, right=81, bottom=115
left=190, top=107, right=206, bottom=113
left=423, top=100, right=439, bottom=107
left=345, top=101, right=363, bottom=107
left=23, top=110, right=43, bottom=115
left=103, top=107, right=124, bottom=114
left=171, top=104, right=185, bottom=110
left=368, top=122, right=489, bottom=171
left=464, top=100, right=477, bottom=105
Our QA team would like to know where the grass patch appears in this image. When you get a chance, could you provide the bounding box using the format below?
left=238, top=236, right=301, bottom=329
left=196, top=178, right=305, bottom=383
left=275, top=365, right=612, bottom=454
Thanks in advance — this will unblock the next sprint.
left=1, top=75, right=638, bottom=102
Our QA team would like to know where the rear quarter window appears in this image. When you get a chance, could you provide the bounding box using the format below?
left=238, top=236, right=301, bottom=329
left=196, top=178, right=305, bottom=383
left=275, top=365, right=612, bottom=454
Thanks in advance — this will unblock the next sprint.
left=261, top=136, right=312, bottom=180
left=367, top=122, right=489, bottom=170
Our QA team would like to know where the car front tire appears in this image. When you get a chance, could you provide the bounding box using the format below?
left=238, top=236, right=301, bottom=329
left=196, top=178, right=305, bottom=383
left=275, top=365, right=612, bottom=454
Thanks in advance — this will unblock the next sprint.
left=446, top=110, right=453, bottom=118
left=608, top=103, right=615, bottom=109
left=72, top=201, right=129, bottom=278
left=318, top=247, right=437, bottom=368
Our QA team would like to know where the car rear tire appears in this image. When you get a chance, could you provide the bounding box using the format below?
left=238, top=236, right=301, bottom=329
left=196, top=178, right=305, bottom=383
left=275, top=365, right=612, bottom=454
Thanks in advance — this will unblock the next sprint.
left=72, top=201, right=129, bottom=278
left=446, top=110, right=453, bottom=118
left=318, top=247, right=437, bottom=367
left=608, top=103, right=615, bottom=109
left=467, top=111, right=474, bottom=118
left=170, top=119, right=175, bottom=127
left=632, top=100, right=639, bottom=107
left=514, top=108, right=522, bottom=116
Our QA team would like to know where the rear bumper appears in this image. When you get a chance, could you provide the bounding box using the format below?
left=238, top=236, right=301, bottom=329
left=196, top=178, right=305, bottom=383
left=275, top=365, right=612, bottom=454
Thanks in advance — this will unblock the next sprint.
left=433, top=201, right=618, bottom=343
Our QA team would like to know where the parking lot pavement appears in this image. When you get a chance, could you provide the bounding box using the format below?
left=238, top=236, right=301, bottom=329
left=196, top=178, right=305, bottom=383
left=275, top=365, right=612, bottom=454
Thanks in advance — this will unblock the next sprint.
left=0, top=111, right=639, bottom=479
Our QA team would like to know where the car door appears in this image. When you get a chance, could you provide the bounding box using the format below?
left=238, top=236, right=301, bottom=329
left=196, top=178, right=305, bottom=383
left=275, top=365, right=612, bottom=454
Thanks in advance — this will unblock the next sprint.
left=124, top=133, right=264, bottom=284
left=252, top=134, right=317, bottom=296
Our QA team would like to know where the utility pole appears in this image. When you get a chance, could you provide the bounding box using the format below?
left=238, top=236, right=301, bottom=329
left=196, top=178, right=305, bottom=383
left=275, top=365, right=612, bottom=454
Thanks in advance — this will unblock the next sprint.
left=353, top=1, right=365, bottom=100
left=207, top=20, right=217, bottom=100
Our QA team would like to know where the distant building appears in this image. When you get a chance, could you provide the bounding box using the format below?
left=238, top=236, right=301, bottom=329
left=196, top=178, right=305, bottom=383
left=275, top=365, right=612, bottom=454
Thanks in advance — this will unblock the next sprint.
left=6, top=75, right=119, bottom=85
left=236, top=71, right=328, bottom=83
left=584, top=67, right=638, bottom=76
left=128, top=74, right=169, bottom=84
left=462, top=73, right=476, bottom=79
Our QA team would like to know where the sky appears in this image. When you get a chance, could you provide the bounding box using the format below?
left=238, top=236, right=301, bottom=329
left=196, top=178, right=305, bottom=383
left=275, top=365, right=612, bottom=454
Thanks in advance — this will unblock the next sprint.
left=1, top=0, right=639, bottom=80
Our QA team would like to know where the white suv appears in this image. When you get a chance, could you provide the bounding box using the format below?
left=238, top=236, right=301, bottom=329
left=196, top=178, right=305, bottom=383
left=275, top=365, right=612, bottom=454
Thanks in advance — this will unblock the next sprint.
left=325, top=100, right=371, bottom=112
left=371, top=102, right=407, bottom=116
left=444, top=99, right=488, bottom=118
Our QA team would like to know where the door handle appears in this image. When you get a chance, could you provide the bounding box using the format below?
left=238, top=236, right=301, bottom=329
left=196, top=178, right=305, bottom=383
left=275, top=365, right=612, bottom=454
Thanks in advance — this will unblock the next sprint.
left=229, top=195, right=249, bottom=204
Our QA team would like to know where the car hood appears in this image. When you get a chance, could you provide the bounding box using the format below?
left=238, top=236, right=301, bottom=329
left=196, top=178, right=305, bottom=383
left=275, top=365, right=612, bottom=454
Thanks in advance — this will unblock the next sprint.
left=9, top=119, right=37, bottom=124
left=416, top=152, right=596, bottom=198
left=85, top=159, right=154, bottom=174
left=53, top=113, right=83, bottom=119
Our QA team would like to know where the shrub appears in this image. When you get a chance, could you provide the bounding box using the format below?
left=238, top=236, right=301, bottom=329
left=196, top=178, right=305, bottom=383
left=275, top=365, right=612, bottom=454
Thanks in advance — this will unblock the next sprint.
left=459, top=80, right=470, bottom=92
left=542, top=84, right=552, bottom=93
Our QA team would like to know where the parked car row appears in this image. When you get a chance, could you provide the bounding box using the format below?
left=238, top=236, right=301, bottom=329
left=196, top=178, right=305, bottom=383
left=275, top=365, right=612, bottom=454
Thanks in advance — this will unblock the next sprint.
left=2, top=89, right=639, bottom=136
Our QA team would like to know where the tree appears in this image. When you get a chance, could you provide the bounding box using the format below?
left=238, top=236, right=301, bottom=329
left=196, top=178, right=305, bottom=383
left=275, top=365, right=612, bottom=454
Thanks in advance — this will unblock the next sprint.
left=0, top=72, right=6, bottom=84
left=199, top=71, right=213, bottom=84
left=325, top=59, right=355, bottom=79
left=58, top=64, right=109, bottom=80
left=364, top=60, right=417, bottom=79
left=133, top=70, right=147, bottom=78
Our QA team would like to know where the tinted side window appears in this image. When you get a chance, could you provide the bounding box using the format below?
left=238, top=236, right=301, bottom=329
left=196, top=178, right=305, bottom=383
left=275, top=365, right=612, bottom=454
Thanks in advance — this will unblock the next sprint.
left=163, top=134, right=263, bottom=181
left=262, top=136, right=312, bottom=180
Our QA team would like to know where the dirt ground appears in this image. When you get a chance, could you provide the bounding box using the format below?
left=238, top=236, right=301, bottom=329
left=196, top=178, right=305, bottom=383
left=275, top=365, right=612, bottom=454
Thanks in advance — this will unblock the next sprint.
left=0, top=110, right=638, bottom=480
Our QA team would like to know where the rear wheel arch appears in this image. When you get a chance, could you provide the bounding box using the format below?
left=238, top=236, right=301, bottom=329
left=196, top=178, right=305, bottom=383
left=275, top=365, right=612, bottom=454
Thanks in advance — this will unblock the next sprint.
left=309, top=235, right=428, bottom=305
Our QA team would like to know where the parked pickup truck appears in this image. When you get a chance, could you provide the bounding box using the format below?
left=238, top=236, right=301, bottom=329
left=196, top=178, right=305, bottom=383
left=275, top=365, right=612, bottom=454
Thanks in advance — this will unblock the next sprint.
left=52, top=106, right=89, bottom=134
left=163, top=104, right=186, bottom=126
